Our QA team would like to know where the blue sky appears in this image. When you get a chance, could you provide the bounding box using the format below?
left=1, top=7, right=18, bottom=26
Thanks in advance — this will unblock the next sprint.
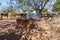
left=0, top=0, right=56, bottom=11
left=0, top=0, right=7, bottom=6
left=45, top=0, right=56, bottom=11
left=0, top=0, right=9, bottom=11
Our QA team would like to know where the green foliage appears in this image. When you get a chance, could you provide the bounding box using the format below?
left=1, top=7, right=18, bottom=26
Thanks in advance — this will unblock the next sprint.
left=10, top=10, right=16, bottom=16
left=7, top=8, right=16, bottom=16
left=42, top=8, right=48, bottom=12
left=2, top=9, right=8, bottom=13
left=2, top=7, right=16, bottom=16
left=40, top=0, right=49, bottom=3
left=46, top=0, right=49, bottom=2
left=53, top=0, right=60, bottom=11
left=18, top=0, right=23, bottom=3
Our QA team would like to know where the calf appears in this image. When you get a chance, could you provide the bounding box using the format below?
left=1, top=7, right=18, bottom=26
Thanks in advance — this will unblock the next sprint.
left=15, top=18, right=36, bottom=30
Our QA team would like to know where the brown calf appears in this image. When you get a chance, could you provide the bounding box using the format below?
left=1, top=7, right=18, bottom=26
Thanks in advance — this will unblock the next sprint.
left=15, top=18, right=35, bottom=30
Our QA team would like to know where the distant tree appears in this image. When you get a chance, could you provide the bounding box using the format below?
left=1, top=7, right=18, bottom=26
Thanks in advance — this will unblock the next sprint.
left=6, top=0, right=17, bottom=15
left=2, top=9, right=7, bottom=13
left=6, top=6, right=17, bottom=16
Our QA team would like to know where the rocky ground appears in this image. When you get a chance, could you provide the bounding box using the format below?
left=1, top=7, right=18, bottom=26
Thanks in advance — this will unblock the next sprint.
left=0, top=15, right=60, bottom=40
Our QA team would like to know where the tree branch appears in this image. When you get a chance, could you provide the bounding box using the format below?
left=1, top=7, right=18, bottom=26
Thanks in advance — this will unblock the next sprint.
left=39, top=0, right=49, bottom=13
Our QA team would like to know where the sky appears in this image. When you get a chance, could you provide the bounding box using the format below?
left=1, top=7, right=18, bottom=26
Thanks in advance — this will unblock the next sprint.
left=0, top=0, right=56, bottom=12
left=45, top=0, right=56, bottom=11
left=0, top=0, right=8, bottom=6
left=0, top=0, right=9, bottom=11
